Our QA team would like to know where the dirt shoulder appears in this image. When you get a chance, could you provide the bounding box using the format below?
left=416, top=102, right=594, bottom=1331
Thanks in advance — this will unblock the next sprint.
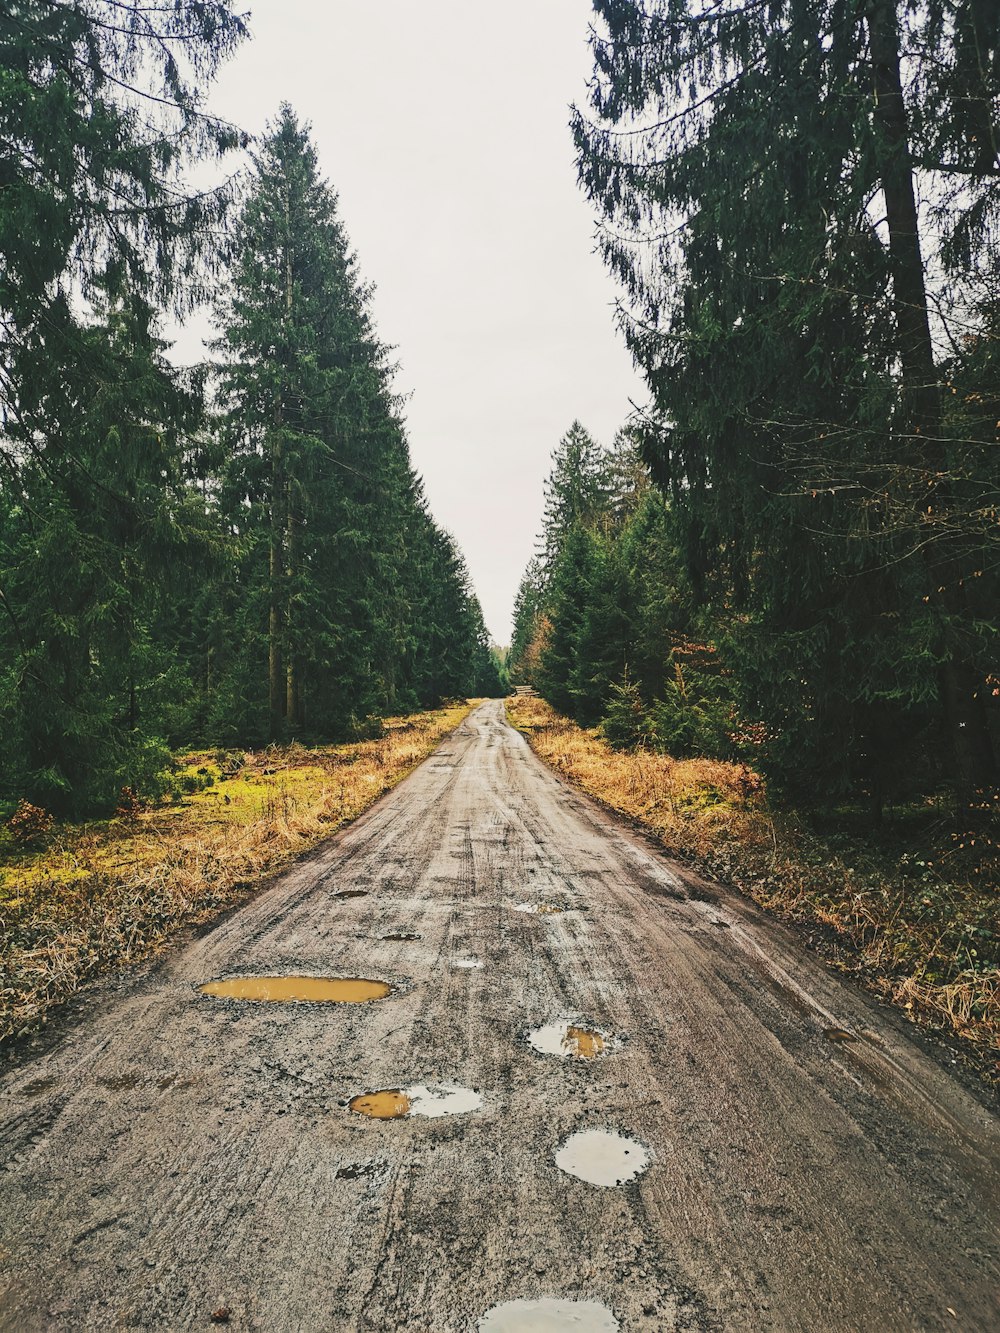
left=0, top=702, right=475, bottom=1046
left=506, top=695, right=998, bottom=1079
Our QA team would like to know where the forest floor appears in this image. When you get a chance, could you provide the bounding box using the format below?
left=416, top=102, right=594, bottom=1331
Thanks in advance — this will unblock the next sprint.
left=0, top=701, right=474, bottom=1046
left=506, top=695, right=998, bottom=1078
left=0, top=699, right=996, bottom=1330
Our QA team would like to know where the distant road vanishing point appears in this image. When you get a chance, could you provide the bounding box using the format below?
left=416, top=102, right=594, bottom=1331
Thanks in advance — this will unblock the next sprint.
left=1, top=701, right=997, bottom=1331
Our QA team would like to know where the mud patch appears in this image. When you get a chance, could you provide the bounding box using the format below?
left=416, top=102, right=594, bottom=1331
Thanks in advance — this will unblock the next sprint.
left=335, top=1159, right=385, bottom=1180
left=20, top=1076, right=59, bottom=1097
left=198, top=976, right=391, bottom=1004
left=156, top=1074, right=198, bottom=1092
left=96, top=1073, right=141, bottom=1091
left=478, top=1298, right=620, bottom=1331
left=555, top=1129, right=650, bottom=1187
left=527, top=1021, right=609, bottom=1060
left=350, top=1083, right=482, bottom=1120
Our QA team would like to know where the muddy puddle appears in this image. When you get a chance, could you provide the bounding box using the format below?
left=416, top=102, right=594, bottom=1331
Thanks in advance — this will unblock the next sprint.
left=349, top=1083, right=482, bottom=1120
left=349, top=1090, right=411, bottom=1119
left=823, top=1027, right=857, bottom=1043
left=379, top=931, right=421, bottom=942
left=334, top=889, right=368, bottom=899
left=452, top=957, right=483, bottom=970
left=513, top=901, right=567, bottom=916
left=528, top=1021, right=608, bottom=1060
left=555, top=1129, right=650, bottom=1187
left=478, top=1299, right=620, bottom=1331
left=198, top=976, right=391, bottom=1004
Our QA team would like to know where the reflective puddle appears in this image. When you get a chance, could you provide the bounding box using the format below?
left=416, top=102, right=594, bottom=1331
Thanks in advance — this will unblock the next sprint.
left=555, top=1129, right=650, bottom=1187
left=350, top=1083, right=482, bottom=1120
left=528, top=1021, right=608, bottom=1060
left=452, top=957, right=483, bottom=970
left=349, top=1089, right=411, bottom=1119
left=478, top=1299, right=620, bottom=1331
left=198, top=976, right=391, bottom=1003
left=513, top=902, right=565, bottom=915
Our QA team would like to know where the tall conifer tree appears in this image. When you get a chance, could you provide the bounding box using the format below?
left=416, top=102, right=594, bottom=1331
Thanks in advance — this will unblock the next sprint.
left=573, top=0, right=999, bottom=800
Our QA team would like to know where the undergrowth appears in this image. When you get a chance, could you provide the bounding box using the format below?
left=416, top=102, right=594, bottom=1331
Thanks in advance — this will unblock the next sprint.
left=507, top=694, right=998, bottom=1073
left=0, top=701, right=474, bottom=1044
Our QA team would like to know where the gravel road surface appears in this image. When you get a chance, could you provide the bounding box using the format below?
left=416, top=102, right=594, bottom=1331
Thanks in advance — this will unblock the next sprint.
left=1, top=700, right=997, bottom=1331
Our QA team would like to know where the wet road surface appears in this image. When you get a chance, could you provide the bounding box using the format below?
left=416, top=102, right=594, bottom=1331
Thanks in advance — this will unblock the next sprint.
left=0, top=700, right=997, bottom=1331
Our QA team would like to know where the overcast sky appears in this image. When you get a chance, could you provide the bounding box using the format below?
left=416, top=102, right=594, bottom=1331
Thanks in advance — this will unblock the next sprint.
left=184, top=0, right=645, bottom=642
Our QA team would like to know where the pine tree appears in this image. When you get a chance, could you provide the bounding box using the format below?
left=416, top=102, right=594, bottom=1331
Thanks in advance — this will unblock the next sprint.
left=538, top=422, right=608, bottom=576
left=0, top=0, right=246, bottom=812
left=215, top=107, right=405, bottom=738
left=213, top=106, right=492, bottom=740
left=508, top=558, right=547, bottom=684
left=573, top=0, right=999, bottom=802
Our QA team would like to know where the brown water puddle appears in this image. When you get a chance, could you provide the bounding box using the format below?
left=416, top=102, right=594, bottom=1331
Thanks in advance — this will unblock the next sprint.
left=527, top=1020, right=611, bottom=1060
left=380, top=931, right=421, bottom=941
left=565, top=1026, right=605, bottom=1059
left=198, top=976, right=391, bottom=1004
left=349, top=1090, right=411, bottom=1119
left=334, top=889, right=368, bottom=899
left=349, top=1083, right=483, bottom=1119
left=823, top=1027, right=857, bottom=1043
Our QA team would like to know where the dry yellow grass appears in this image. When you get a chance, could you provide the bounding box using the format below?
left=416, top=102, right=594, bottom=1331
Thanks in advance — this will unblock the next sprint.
left=0, top=701, right=474, bottom=1044
left=507, top=695, right=999, bottom=1068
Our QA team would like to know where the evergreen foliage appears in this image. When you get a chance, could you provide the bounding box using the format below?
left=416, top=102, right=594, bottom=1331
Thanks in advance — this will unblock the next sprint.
left=0, top=51, right=497, bottom=815
left=1, top=0, right=248, bottom=812
left=566, top=0, right=999, bottom=806
left=510, top=422, right=733, bottom=759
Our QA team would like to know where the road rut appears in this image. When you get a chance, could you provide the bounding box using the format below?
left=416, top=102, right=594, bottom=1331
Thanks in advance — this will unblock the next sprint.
left=0, top=701, right=997, bottom=1331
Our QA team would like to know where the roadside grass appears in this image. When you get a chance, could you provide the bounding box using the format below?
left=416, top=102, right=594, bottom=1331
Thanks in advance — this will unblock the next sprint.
left=0, top=701, right=474, bottom=1045
left=507, top=694, right=999, bottom=1071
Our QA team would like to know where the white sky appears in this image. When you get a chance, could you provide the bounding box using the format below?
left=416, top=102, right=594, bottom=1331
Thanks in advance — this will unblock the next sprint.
left=181, top=0, right=645, bottom=642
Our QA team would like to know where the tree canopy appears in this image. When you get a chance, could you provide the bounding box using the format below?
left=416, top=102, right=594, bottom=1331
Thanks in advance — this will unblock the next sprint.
left=0, top=18, right=497, bottom=816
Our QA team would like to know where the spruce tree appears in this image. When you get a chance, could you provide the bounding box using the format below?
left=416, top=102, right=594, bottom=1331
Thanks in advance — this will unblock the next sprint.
left=215, top=107, right=404, bottom=739
left=573, top=0, right=998, bottom=802
left=0, top=0, right=246, bottom=812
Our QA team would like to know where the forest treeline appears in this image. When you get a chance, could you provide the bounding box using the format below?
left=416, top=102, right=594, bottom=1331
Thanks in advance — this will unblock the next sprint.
left=512, top=1, right=999, bottom=828
left=0, top=4, right=501, bottom=816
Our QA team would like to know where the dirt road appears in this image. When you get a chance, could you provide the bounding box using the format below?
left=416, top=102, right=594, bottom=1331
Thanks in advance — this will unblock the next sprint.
left=1, top=701, right=997, bottom=1331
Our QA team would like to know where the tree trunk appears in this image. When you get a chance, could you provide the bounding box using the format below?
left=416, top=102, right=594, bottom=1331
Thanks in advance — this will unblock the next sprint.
left=866, top=0, right=997, bottom=794
left=268, top=433, right=284, bottom=742
left=285, top=476, right=301, bottom=730
left=278, top=173, right=301, bottom=734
